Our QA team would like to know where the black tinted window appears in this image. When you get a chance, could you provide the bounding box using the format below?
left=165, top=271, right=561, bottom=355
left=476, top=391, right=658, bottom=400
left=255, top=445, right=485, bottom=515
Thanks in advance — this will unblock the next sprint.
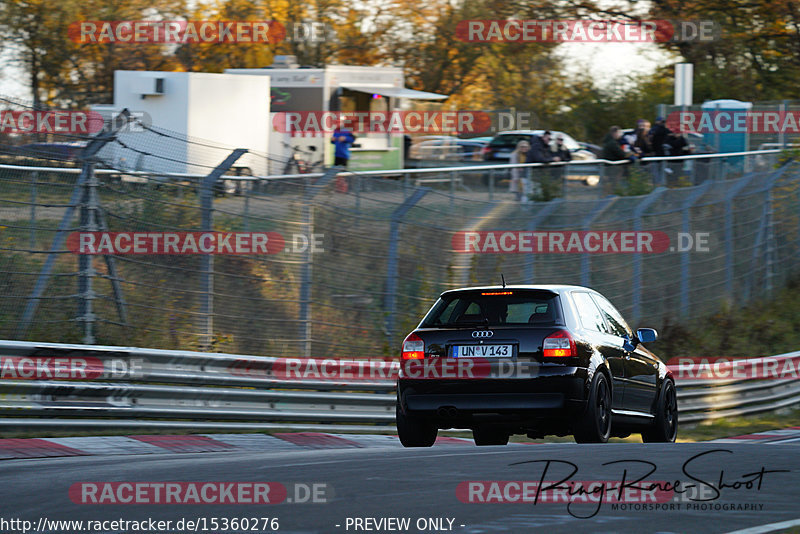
left=591, top=294, right=632, bottom=338
left=572, top=292, right=608, bottom=333
left=421, top=291, right=561, bottom=327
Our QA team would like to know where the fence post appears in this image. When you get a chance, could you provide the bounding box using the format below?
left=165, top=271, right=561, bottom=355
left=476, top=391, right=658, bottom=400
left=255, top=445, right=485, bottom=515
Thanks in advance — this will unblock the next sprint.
left=524, top=199, right=563, bottom=283
left=198, top=149, right=248, bottom=350
left=243, top=182, right=250, bottom=232
left=779, top=100, right=787, bottom=149
left=678, top=180, right=713, bottom=318
left=724, top=173, right=759, bottom=302
left=765, top=189, right=775, bottom=296
left=76, top=163, right=101, bottom=344
left=631, top=187, right=667, bottom=324
left=299, top=167, right=340, bottom=358
left=581, top=196, right=617, bottom=287
left=450, top=171, right=456, bottom=212
left=16, top=110, right=132, bottom=340
left=29, top=171, right=37, bottom=250
left=384, top=187, right=430, bottom=344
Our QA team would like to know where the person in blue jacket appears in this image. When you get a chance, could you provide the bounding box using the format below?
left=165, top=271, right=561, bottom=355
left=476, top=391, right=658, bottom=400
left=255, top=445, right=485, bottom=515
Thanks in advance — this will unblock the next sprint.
left=331, top=127, right=357, bottom=167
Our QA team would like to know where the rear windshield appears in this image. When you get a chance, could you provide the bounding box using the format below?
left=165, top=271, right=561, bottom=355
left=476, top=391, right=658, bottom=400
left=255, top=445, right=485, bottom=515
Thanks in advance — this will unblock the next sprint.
left=420, top=291, right=563, bottom=327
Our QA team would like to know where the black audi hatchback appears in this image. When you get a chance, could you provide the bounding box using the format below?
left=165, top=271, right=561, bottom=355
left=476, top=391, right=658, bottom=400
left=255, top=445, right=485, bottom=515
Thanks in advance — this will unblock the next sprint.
left=396, top=285, right=677, bottom=446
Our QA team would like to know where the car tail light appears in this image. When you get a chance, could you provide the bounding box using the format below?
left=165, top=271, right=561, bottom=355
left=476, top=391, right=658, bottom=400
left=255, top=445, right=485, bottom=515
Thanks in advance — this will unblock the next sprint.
left=402, top=332, right=425, bottom=360
left=480, top=145, right=491, bottom=159
left=543, top=330, right=576, bottom=357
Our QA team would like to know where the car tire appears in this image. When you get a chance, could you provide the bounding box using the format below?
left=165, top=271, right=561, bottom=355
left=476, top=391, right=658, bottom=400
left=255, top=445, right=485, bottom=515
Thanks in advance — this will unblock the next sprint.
left=573, top=371, right=612, bottom=443
left=396, top=403, right=437, bottom=447
left=472, top=428, right=510, bottom=446
left=642, top=379, right=678, bottom=443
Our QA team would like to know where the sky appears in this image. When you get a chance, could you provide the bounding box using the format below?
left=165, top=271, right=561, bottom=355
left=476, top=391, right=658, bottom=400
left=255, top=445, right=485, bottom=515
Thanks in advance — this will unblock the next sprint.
left=556, top=41, right=674, bottom=89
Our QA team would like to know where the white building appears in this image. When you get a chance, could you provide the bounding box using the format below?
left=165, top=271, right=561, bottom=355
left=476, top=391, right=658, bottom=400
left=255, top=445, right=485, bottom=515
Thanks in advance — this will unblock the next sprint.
left=93, top=70, right=271, bottom=175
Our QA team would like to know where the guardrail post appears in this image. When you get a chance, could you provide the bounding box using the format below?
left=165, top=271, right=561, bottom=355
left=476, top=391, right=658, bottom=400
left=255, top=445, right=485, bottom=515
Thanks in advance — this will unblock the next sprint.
left=632, top=187, right=667, bottom=324
left=488, top=168, right=494, bottom=201
left=199, top=149, right=248, bottom=350
left=299, top=167, right=340, bottom=357
left=384, top=187, right=430, bottom=345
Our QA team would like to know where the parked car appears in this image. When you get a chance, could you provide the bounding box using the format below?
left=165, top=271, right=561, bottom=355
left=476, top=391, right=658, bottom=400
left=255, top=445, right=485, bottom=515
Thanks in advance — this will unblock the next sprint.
left=10, top=142, right=87, bottom=162
left=482, top=130, right=596, bottom=162
left=396, top=285, right=675, bottom=446
left=408, top=138, right=490, bottom=162
left=482, top=130, right=600, bottom=185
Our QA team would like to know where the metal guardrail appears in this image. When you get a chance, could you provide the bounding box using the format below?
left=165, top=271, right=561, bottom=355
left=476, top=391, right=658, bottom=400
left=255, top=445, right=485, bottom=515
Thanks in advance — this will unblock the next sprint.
left=2, top=147, right=787, bottom=183
left=0, top=340, right=797, bottom=432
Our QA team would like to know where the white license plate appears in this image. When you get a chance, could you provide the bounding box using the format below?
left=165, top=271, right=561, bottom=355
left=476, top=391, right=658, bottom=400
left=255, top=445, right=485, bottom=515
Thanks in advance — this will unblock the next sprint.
left=451, top=345, right=514, bottom=358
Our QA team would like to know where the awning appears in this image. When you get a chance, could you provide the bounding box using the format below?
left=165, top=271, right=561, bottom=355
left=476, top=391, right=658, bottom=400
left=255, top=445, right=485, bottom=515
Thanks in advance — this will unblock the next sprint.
left=340, top=83, right=448, bottom=100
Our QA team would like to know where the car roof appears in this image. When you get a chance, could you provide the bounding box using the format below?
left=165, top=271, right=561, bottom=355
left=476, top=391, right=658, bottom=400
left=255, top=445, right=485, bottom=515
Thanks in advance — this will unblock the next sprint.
left=440, top=284, right=594, bottom=296
left=495, top=130, right=551, bottom=136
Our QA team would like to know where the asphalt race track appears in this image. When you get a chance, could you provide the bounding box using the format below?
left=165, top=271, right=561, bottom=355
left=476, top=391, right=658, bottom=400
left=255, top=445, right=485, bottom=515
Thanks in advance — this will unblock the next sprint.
left=2, top=440, right=799, bottom=534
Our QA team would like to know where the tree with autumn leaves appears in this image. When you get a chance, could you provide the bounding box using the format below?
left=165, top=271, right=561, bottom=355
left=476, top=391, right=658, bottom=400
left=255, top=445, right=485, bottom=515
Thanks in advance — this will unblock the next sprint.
left=1, top=0, right=799, bottom=139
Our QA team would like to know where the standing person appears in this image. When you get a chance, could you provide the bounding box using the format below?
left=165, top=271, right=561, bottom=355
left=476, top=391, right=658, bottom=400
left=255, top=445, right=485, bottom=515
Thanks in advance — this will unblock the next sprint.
left=553, top=135, right=572, bottom=162
left=634, top=120, right=654, bottom=158
left=509, top=140, right=530, bottom=202
left=331, top=126, right=356, bottom=167
left=650, top=117, right=672, bottom=156
left=331, top=125, right=356, bottom=193
left=526, top=131, right=561, bottom=201
left=526, top=130, right=561, bottom=163
left=601, top=126, right=628, bottom=161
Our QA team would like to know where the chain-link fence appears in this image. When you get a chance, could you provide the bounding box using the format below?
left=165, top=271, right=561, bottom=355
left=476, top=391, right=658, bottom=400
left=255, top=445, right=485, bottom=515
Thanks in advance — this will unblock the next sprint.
left=1, top=95, right=799, bottom=358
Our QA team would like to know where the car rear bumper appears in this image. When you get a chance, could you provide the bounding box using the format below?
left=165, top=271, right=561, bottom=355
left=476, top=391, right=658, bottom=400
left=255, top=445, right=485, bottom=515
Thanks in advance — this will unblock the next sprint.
left=398, top=370, right=588, bottom=422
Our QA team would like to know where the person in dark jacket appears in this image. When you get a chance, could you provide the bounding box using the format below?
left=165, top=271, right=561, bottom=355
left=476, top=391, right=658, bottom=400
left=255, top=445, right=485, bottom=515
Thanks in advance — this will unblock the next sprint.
left=526, top=131, right=560, bottom=163
left=650, top=117, right=672, bottom=156
left=553, top=135, right=572, bottom=162
left=601, top=126, right=627, bottom=161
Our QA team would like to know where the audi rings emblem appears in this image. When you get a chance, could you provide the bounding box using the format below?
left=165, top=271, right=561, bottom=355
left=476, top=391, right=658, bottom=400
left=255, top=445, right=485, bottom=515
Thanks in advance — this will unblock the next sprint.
left=472, top=330, right=494, bottom=338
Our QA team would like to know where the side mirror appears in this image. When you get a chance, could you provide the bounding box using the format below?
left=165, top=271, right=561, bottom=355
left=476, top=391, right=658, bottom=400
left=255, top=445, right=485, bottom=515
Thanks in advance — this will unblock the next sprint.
left=637, top=328, right=658, bottom=344
left=308, top=146, right=317, bottom=152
